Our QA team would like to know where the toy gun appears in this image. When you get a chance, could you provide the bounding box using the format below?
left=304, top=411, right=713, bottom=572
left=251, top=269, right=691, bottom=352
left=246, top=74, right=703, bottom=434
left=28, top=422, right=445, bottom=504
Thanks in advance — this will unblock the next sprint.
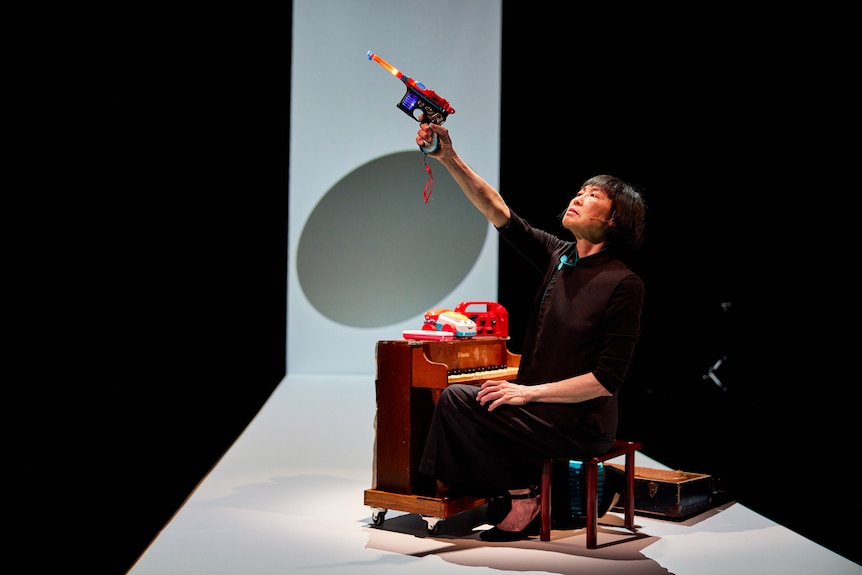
left=367, top=51, right=454, bottom=153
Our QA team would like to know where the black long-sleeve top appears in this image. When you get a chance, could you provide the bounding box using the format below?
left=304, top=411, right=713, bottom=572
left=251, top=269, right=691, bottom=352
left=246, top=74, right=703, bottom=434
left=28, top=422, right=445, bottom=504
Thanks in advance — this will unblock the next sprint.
left=498, top=210, right=645, bottom=441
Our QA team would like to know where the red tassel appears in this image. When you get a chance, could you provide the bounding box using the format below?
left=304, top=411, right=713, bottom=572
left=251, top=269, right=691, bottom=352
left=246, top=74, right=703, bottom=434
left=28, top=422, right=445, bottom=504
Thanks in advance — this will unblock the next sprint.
left=423, top=156, right=434, bottom=203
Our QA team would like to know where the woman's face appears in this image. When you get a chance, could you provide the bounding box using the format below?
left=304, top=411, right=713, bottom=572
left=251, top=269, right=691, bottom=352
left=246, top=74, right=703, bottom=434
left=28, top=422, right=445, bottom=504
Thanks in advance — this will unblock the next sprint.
left=561, top=185, right=615, bottom=232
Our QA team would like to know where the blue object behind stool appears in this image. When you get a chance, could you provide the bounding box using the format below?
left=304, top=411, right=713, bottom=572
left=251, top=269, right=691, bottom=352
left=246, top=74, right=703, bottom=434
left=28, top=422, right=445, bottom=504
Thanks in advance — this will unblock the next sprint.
left=567, top=461, right=605, bottom=518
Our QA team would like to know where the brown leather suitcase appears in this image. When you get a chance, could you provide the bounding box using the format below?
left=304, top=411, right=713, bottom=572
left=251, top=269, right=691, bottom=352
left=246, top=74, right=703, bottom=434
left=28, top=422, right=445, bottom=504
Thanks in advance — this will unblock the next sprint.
left=608, top=465, right=713, bottom=520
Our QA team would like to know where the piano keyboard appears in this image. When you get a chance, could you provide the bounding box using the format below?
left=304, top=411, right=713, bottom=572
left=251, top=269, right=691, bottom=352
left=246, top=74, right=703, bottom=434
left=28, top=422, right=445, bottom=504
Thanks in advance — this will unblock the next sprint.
left=447, top=366, right=519, bottom=383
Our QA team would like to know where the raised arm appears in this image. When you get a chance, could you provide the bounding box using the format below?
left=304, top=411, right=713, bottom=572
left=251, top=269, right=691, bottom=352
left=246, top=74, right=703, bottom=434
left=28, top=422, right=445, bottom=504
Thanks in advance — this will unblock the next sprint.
left=417, top=123, right=510, bottom=228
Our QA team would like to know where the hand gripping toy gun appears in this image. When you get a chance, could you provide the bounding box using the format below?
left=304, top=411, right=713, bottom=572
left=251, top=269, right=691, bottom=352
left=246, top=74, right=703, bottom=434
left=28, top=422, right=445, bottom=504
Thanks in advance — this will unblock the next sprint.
left=367, top=51, right=455, bottom=154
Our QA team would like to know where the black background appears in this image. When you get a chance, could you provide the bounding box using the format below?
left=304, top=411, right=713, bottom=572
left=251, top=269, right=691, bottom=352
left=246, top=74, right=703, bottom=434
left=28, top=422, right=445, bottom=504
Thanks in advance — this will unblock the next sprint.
left=67, top=4, right=856, bottom=572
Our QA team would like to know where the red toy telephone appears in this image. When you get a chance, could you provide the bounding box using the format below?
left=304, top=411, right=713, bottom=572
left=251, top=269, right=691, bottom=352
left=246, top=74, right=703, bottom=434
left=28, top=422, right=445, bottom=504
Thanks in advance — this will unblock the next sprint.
left=454, top=301, right=508, bottom=337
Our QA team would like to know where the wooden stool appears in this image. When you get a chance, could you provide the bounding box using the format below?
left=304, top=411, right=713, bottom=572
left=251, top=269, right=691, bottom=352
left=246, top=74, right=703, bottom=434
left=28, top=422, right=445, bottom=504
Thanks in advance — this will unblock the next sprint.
left=539, top=439, right=641, bottom=547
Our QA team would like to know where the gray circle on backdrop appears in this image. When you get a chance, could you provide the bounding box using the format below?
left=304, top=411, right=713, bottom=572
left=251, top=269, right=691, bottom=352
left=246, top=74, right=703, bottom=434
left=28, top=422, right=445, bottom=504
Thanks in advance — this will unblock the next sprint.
left=297, top=151, right=488, bottom=327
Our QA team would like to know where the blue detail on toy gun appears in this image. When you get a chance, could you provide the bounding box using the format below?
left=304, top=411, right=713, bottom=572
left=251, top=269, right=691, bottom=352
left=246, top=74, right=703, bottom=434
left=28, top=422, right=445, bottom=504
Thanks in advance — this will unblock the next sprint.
left=367, top=51, right=455, bottom=153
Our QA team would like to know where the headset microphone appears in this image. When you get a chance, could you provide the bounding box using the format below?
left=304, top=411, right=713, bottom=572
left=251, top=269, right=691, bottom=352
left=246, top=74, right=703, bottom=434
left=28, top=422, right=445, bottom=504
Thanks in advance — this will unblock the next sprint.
left=589, top=210, right=615, bottom=224
left=558, top=255, right=576, bottom=270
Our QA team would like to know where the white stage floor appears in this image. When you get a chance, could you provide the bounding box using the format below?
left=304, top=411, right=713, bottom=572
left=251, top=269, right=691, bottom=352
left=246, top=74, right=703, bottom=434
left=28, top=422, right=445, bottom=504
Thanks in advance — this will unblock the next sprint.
left=128, top=374, right=861, bottom=575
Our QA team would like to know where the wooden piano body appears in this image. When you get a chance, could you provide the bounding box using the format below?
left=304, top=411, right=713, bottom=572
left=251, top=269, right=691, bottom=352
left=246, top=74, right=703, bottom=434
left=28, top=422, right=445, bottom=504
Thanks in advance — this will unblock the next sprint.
left=364, top=337, right=520, bottom=531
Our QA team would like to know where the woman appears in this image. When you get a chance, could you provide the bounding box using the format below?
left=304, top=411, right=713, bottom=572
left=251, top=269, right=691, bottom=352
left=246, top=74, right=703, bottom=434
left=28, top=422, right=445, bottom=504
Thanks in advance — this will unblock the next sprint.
left=415, top=122, right=646, bottom=541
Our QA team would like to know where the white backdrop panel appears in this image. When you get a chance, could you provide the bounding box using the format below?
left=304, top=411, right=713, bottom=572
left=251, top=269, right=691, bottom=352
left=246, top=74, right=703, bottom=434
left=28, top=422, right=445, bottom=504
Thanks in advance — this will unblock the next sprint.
left=289, top=0, right=502, bottom=374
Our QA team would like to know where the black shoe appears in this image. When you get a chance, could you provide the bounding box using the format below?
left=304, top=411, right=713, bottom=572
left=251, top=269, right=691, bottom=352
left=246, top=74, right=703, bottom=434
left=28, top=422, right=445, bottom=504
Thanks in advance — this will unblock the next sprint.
left=486, top=494, right=511, bottom=525
left=481, top=488, right=540, bottom=541
left=480, top=516, right=541, bottom=542
left=526, top=514, right=542, bottom=536
left=486, top=487, right=538, bottom=525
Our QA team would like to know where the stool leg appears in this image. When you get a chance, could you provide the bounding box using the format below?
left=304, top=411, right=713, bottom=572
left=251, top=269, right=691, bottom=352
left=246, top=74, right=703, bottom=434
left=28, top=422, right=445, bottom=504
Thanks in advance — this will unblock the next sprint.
left=624, top=449, right=636, bottom=529
left=585, top=460, right=598, bottom=549
left=540, top=459, right=552, bottom=541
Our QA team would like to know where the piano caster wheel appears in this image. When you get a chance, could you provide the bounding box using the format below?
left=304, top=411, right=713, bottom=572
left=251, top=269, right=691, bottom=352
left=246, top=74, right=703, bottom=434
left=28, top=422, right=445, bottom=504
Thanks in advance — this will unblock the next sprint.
left=423, top=516, right=442, bottom=535
left=371, top=508, right=387, bottom=525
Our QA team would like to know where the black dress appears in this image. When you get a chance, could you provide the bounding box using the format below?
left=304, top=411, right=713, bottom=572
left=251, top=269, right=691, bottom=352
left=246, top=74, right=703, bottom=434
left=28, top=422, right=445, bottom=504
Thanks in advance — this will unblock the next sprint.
left=419, top=210, right=644, bottom=495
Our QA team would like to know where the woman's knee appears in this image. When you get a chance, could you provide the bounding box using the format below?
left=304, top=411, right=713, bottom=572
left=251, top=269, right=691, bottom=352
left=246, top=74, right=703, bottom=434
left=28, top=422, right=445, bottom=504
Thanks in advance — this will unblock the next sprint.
left=439, top=384, right=479, bottom=409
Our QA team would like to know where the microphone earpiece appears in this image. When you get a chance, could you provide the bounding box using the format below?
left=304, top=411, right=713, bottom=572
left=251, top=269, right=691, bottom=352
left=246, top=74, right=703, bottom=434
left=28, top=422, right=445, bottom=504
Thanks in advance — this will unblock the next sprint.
left=590, top=210, right=616, bottom=224
left=558, top=255, right=576, bottom=270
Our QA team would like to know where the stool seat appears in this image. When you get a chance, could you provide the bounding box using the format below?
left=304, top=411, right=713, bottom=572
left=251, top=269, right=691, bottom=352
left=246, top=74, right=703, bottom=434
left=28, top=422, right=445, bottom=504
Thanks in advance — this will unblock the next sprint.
left=540, top=439, right=641, bottom=547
